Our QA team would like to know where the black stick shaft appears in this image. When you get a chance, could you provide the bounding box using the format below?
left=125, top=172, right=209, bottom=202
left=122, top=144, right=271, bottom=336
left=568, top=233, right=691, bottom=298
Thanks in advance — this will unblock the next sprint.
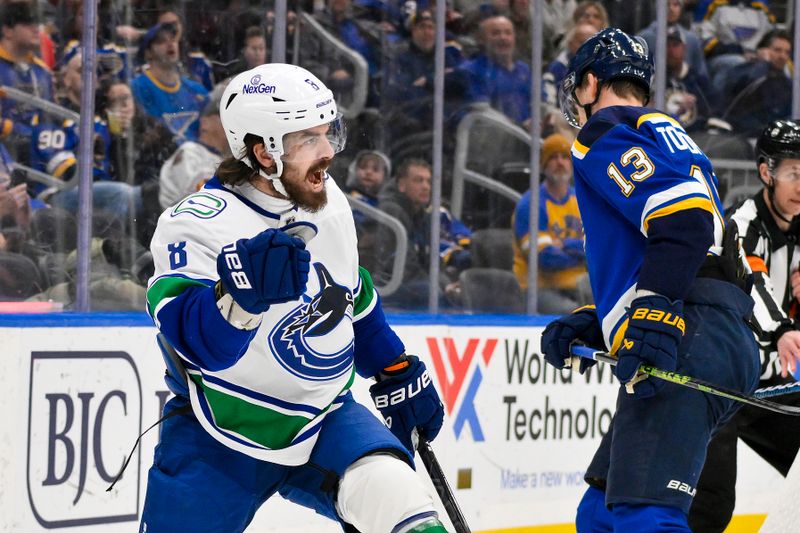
left=417, top=436, right=471, bottom=533
left=570, top=345, right=800, bottom=416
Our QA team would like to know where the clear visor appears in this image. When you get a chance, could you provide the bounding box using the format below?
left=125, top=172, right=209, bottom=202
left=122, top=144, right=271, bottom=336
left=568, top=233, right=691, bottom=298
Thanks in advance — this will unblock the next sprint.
left=559, top=72, right=581, bottom=129
left=771, top=161, right=800, bottom=182
left=280, top=113, right=347, bottom=165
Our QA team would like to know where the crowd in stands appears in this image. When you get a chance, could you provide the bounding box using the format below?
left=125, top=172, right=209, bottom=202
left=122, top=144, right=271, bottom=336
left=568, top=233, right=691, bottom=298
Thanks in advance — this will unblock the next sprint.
left=0, top=0, right=796, bottom=312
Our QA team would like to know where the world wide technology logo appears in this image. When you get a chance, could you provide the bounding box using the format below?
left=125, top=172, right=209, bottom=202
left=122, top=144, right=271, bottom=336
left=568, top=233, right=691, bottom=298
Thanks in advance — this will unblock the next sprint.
left=426, top=337, right=497, bottom=442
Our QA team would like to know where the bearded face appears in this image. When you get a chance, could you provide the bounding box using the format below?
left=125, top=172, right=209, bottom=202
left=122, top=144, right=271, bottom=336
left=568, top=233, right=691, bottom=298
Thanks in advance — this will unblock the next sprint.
left=280, top=157, right=330, bottom=212
left=543, top=152, right=572, bottom=185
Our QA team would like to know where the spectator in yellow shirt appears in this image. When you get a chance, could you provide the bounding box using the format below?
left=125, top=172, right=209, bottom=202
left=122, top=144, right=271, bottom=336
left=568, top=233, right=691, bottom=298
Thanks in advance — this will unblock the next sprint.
left=512, top=133, right=592, bottom=313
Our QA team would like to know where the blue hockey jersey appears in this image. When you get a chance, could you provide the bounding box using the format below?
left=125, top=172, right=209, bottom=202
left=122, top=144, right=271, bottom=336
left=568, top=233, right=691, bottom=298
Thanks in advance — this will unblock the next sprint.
left=29, top=117, right=112, bottom=192
left=571, top=106, right=725, bottom=353
left=131, top=68, right=208, bottom=143
left=0, top=45, right=54, bottom=140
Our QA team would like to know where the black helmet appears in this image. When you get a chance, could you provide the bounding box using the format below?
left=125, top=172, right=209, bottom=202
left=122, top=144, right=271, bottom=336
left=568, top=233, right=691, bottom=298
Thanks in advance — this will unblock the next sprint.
left=756, top=120, right=800, bottom=170
left=756, top=120, right=800, bottom=225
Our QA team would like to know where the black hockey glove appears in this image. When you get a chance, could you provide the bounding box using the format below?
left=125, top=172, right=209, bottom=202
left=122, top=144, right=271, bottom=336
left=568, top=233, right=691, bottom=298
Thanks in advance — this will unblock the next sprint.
left=616, top=295, right=684, bottom=399
left=541, top=306, right=604, bottom=374
left=369, top=355, right=444, bottom=453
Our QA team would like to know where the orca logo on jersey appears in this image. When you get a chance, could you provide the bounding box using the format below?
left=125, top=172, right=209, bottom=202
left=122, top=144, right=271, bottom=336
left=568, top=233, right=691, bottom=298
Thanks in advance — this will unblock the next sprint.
left=268, top=263, right=354, bottom=381
left=172, top=192, right=227, bottom=219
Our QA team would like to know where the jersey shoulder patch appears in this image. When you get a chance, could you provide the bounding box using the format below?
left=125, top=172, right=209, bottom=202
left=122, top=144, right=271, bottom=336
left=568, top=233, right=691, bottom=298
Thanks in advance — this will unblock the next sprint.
left=171, top=191, right=228, bottom=219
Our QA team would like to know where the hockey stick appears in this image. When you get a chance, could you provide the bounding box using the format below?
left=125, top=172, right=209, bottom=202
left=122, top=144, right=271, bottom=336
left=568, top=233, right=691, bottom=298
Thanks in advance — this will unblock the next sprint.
left=569, top=345, right=800, bottom=415
left=417, top=434, right=471, bottom=533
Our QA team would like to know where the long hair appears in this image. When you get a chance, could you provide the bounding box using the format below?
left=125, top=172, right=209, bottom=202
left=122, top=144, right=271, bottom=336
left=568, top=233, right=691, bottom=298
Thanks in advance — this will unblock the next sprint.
left=215, top=134, right=264, bottom=186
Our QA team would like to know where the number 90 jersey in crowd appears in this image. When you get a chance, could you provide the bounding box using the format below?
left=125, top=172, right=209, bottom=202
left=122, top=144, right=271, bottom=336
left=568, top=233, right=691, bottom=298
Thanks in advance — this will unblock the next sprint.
left=146, top=174, right=382, bottom=466
left=570, top=107, right=726, bottom=354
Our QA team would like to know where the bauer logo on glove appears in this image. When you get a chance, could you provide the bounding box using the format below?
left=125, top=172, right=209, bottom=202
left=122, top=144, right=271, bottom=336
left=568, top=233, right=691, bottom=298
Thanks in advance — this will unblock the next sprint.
left=630, top=307, right=686, bottom=334
left=369, top=355, right=444, bottom=452
left=616, top=294, right=685, bottom=399
left=372, top=369, right=432, bottom=408
left=220, top=243, right=253, bottom=289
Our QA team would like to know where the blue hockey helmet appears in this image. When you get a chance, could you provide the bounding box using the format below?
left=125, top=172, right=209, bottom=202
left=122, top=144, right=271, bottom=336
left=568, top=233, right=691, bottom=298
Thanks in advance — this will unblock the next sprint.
left=559, top=27, right=653, bottom=127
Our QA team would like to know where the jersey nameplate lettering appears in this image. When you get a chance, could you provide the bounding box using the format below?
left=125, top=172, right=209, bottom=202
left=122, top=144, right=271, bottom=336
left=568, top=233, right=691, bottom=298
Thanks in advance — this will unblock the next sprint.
left=654, top=124, right=702, bottom=155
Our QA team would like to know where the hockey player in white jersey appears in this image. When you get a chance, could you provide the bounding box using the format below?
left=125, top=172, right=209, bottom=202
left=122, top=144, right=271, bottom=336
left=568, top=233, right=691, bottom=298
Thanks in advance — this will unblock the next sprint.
left=141, top=63, right=447, bottom=533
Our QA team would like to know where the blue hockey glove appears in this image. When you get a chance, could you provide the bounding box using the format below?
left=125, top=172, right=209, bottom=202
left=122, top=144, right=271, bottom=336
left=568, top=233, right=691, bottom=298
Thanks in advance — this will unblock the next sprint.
left=216, top=228, right=311, bottom=314
left=616, top=294, right=685, bottom=399
left=369, top=355, right=444, bottom=453
left=541, top=306, right=604, bottom=374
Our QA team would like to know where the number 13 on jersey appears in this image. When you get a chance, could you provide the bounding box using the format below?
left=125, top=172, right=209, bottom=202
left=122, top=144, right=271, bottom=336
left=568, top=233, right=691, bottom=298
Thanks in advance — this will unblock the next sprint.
left=607, top=146, right=655, bottom=197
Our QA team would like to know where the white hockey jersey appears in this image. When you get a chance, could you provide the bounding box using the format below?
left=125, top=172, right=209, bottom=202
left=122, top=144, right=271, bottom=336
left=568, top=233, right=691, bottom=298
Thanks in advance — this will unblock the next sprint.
left=158, top=141, right=222, bottom=210
left=147, top=175, right=379, bottom=465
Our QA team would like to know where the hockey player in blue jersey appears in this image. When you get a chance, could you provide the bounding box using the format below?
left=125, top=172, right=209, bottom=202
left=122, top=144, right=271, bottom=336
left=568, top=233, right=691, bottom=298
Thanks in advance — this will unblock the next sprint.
left=140, top=63, right=448, bottom=533
left=540, top=28, right=760, bottom=532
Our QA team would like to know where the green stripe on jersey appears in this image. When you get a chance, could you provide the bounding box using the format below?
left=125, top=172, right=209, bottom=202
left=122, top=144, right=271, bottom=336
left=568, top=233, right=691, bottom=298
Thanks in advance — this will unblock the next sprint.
left=192, top=367, right=357, bottom=449
left=147, top=276, right=210, bottom=316
left=191, top=374, right=311, bottom=449
left=407, top=519, right=448, bottom=532
left=353, top=267, right=376, bottom=316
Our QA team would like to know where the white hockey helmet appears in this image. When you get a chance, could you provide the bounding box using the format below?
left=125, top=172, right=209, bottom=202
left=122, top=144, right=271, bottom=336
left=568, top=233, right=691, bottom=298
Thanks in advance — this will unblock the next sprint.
left=219, top=63, right=346, bottom=190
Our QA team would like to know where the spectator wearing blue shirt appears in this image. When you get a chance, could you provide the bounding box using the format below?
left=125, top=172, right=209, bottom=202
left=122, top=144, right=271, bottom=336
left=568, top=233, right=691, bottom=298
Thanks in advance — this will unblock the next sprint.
left=719, top=29, right=792, bottom=137
left=155, top=9, right=215, bottom=92
left=116, top=8, right=215, bottom=91
left=131, top=23, right=209, bottom=144
left=663, top=25, right=714, bottom=132
left=378, top=158, right=472, bottom=309
left=309, top=0, right=400, bottom=106
left=638, top=0, right=707, bottom=79
left=0, top=2, right=54, bottom=164
left=29, top=50, right=112, bottom=192
left=384, top=9, right=464, bottom=139
left=59, top=38, right=129, bottom=85
left=314, top=0, right=395, bottom=77
left=457, top=15, right=532, bottom=126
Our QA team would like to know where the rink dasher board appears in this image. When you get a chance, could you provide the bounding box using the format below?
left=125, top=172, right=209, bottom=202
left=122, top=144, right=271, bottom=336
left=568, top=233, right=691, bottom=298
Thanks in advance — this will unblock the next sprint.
left=0, top=314, right=784, bottom=532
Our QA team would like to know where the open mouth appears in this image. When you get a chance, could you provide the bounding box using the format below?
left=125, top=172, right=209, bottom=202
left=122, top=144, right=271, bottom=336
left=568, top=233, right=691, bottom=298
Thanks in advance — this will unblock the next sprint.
left=308, top=168, right=325, bottom=190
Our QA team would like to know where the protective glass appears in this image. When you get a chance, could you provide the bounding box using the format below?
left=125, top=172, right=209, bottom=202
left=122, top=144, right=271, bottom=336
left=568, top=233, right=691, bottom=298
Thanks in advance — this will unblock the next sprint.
left=280, top=113, right=347, bottom=164
left=559, top=72, right=581, bottom=129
